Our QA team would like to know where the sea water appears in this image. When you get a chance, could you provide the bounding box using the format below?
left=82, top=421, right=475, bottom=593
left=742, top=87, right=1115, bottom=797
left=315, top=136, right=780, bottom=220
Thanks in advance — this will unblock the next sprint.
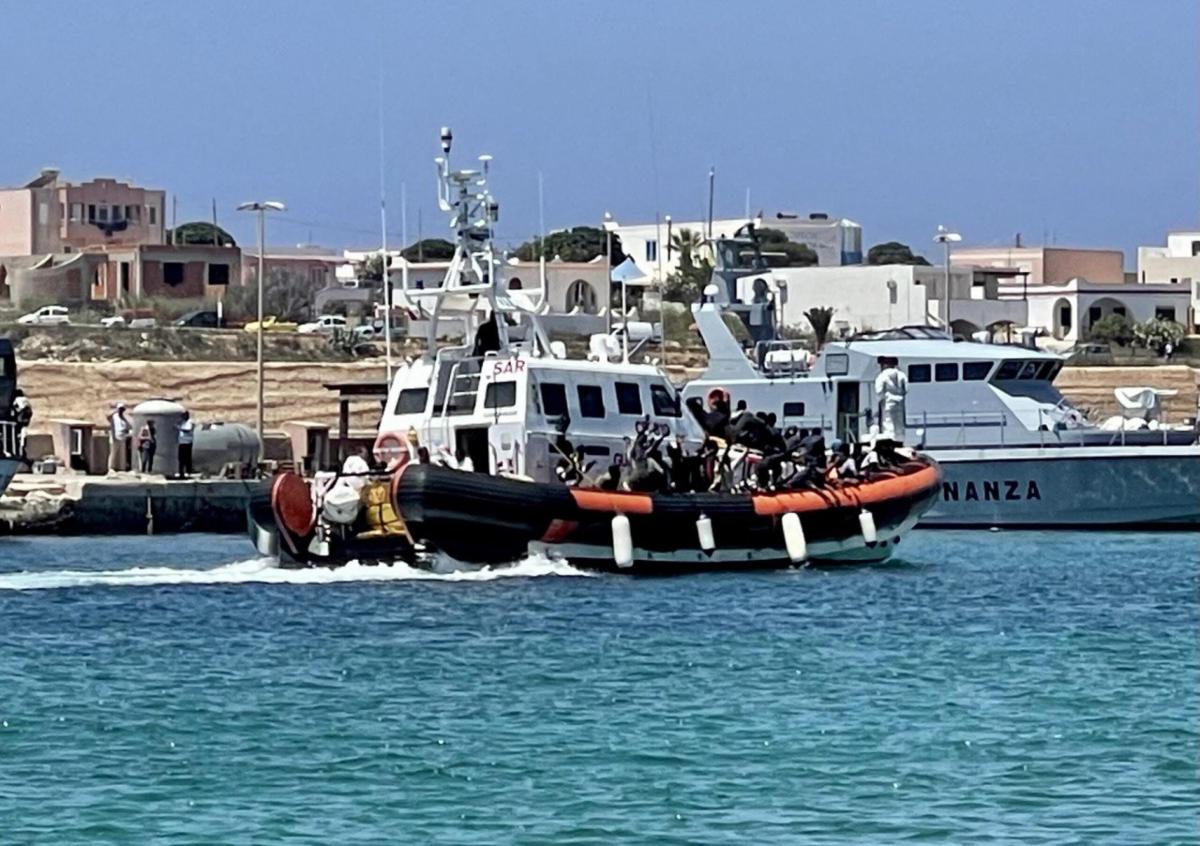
left=0, top=531, right=1195, bottom=844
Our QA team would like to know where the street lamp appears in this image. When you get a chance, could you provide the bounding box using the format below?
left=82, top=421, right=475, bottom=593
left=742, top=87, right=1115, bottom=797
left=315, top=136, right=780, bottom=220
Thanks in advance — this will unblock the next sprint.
left=237, top=200, right=286, bottom=440
left=933, top=225, right=962, bottom=335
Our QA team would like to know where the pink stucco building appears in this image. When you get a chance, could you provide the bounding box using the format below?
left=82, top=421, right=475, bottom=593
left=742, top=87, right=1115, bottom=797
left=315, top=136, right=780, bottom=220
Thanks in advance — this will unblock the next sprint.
left=0, top=169, right=166, bottom=256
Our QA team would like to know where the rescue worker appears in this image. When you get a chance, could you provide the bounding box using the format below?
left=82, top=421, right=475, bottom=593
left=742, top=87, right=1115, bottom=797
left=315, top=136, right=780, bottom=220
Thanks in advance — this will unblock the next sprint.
left=873, top=355, right=908, bottom=442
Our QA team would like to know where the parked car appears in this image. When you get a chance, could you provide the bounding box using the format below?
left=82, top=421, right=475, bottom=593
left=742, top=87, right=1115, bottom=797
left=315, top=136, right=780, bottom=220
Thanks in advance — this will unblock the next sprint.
left=243, top=316, right=299, bottom=333
left=298, top=314, right=348, bottom=335
left=17, top=305, right=71, bottom=326
left=174, top=310, right=220, bottom=329
left=102, top=309, right=157, bottom=329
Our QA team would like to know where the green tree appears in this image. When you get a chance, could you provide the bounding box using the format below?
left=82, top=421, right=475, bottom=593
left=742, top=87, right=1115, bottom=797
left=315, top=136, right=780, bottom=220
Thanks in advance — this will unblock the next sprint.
left=1133, top=317, right=1185, bottom=351
left=169, top=221, right=236, bottom=247
left=1087, top=313, right=1134, bottom=346
left=401, top=238, right=456, bottom=262
left=360, top=254, right=384, bottom=282
left=756, top=228, right=819, bottom=267
left=514, top=226, right=625, bottom=264
left=670, top=228, right=704, bottom=270
left=867, top=241, right=930, bottom=266
left=663, top=258, right=713, bottom=305
left=804, top=306, right=836, bottom=348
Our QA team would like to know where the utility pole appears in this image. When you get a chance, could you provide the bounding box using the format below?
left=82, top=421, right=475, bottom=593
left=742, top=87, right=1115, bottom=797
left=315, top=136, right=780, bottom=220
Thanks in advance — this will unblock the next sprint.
left=237, top=201, right=286, bottom=442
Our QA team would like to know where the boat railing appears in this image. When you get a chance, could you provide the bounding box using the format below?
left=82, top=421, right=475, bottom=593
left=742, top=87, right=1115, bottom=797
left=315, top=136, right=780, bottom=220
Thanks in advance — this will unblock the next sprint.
left=1036, top=408, right=1175, bottom=448
left=0, top=420, right=16, bottom=458
left=909, top=411, right=1010, bottom=446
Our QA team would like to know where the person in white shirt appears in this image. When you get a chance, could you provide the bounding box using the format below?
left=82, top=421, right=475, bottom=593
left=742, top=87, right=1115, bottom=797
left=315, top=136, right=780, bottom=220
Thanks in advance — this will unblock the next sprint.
left=873, top=356, right=908, bottom=442
left=176, top=411, right=196, bottom=478
left=108, top=403, right=132, bottom=473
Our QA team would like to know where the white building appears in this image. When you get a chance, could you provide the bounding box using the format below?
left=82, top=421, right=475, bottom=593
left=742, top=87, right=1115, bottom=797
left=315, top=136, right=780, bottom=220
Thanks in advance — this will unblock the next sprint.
left=613, top=217, right=746, bottom=283
left=1008, top=278, right=1192, bottom=342
left=1137, top=231, right=1200, bottom=329
left=732, top=264, right=1028, bottom=340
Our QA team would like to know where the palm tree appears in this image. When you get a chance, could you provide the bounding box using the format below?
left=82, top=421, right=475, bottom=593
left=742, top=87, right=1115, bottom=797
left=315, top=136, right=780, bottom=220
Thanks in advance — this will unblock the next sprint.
left=804, top=306, right=835, bottom=349
left=670, top=228, right=703, bottom=270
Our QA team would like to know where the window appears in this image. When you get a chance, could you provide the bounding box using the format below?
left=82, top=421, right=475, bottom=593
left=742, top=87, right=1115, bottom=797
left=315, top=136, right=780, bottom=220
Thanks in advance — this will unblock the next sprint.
left=934, top=363, right=958, bottom=382
left=131, top=205, right=141, bottom=223
left=783, top=401, right=806, bottom=417
left=37, top=202, right=48, bottom=225
left=645, top=240, right=658, bottom=262
left=1018, top=361, right=1039, bottom=380
left=148, top=206, right=157, bottom=225
left=1155, top=306, right=1176, bottom=322
left=825, top=353, right=849, bottom=376
left=650, top=384, right=681, bottom=417
left=87, top=204, right=96, bottom=222
left=540, top=382, right=568, bottom=417
left=484, top=381, right=517, bottom=410
left=395, top=387, right=428, bottom=414
left=1192, top=240, right=1200, bottom=257
left=577, top=385, right=605, bottom=418
left=994, top=360, right=1022, bottom=380
left=962, top=361, right=992, bottom=381
left=615, top=382, right=643, bottom=415
left=208, top=263, right=230, bottom=285
left=70, top=202, right=82, bottom=221
left=908, top=364, right=931, bottom=383
left=125, top=205, right=135, bottom=221
left=112, top=205, right=123, bottom=221
left=1036, top=361, right=1057, bottom=380
left=1113, top=306, right=1126, bottom=317
left=98, top=206, right=108, bottom=222
left=163, top=262, right=185, bottom=286
left=565, top=279, right=597, bottom=314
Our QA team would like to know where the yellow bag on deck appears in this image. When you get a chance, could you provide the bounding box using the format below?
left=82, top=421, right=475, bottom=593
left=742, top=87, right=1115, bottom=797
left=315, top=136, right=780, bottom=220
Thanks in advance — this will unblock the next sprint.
left=358, top=479, right=409, bottom=539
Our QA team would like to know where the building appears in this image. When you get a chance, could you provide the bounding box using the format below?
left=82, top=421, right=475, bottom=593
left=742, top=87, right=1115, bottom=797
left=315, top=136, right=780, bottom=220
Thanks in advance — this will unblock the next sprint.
left=5, top=244, right=241, bottom=308
left=735, top=264, right=1028, bottom=340
left=951, top=245, right=1126, bottom=286
left=0, top=169, right=166, bottom=256
left=241, top=245, right=347, bottom=289
left=1137, top=232, right=1200, bottom=329
left=612, top=212, right=863, bottom=283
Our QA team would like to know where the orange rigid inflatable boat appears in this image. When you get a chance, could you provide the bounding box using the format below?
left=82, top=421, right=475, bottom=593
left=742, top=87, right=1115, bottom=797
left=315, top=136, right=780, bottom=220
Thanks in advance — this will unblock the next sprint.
left=254, top=457, right=942, bottom=574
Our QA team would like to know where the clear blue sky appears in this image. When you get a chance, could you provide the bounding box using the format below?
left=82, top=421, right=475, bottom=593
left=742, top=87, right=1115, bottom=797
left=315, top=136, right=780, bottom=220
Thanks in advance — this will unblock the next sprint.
left=3, top=1, right=1196, bottom=264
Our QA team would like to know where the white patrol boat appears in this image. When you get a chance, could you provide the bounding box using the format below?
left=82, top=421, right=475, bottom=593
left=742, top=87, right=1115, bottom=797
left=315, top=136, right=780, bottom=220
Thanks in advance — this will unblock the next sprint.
left=249, top=129, right=942, bottom=572
left=684, top=228, right=1200, bottom=528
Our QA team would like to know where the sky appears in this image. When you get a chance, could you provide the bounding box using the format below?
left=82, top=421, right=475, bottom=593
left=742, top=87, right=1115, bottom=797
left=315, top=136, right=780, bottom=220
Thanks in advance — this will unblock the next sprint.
left=2, top=1, right=1196, bottom=265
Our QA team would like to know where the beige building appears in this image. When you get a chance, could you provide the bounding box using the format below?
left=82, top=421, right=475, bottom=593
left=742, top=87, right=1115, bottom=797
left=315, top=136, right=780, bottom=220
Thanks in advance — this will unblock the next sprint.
left=1137, top=231, right=1200, bottom=329
left=951, top=245, right=1125, bottom=286
left=0, top=169, right=166, bottom=256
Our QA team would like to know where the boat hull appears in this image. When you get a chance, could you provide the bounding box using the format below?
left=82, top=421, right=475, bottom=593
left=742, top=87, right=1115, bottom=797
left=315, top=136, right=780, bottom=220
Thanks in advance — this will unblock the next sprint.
left=0, top=457, right=18, bottom=500
left=394, top=460, right=941, bottom=573
left=923, top=445, right=1200, bottom=528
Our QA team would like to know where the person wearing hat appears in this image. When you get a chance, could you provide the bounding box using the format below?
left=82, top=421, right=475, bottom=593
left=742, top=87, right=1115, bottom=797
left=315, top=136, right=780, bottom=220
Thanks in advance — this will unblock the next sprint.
left=873, top=356, right=908, bottom=442
left=107, top=402, right=132, bottom=473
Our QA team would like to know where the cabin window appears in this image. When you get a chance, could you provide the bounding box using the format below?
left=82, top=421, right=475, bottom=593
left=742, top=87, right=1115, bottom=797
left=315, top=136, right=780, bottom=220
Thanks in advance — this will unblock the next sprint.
left=539, top=382, right=568, bottom=417
left=1018, top=361, right=1039, bottom=380
left=484, top=381, right=517, bottom=410
left=615, top=382, right=643, bottom=415
left=1035, top=360, right=1057, bottom=380
left=934, top=363, right=958, bottom=382
left=395, top=388, right=429, bottom=415
left=994, top=360, right=1022, bottom=380
left=825, top=353, right=849, bottom=376
left=650, top=384, right=682, bottom=417
left=577, top=385, right=605, bottom=418
left=783, top=401, right=806, bottom=417
left=962, top=361, right=992, bottom=381
left=907, top=364, right=931, bottom=383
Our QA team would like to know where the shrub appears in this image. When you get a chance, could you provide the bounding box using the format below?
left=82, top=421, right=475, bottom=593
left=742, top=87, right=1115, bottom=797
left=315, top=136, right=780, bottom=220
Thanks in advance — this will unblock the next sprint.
left=1087, top=313, right=1134, bottom=346
left=1132, top=318, right=1185, bottom=351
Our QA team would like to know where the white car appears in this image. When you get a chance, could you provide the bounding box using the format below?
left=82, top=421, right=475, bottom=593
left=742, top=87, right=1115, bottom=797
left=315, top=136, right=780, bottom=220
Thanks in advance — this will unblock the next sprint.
left=101, top=315, right=157, bottom=329
left=17, top=305, right=71, bottom=326
left=297, top=314, right=347, bottom=335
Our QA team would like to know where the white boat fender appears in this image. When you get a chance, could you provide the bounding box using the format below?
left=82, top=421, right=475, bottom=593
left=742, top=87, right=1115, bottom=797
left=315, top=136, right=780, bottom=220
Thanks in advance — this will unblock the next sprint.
left=322, top=479, right=362, bottom=525
left=696, top=513, right=715, bottom=552
left=859, top=508, right=878, bottom=546
left=781, top=512, right=807, bottom=563
left=611, top=514, right=633, bottom=568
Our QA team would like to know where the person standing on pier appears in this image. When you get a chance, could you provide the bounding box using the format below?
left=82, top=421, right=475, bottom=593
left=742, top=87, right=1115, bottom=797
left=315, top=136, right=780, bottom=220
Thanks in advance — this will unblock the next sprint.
left=176, top=411, right=195, bottom=478
left=12, top=389, right=32, bottom=466
left=137, top=419, right=157, bottom=474
left=107, top=403, right=132, bottom=474
left=874, top=356, right=908, bottom=442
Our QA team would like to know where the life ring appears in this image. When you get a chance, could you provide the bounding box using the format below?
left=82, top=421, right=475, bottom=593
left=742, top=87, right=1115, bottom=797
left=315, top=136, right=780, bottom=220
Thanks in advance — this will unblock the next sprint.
left=374, top=432, right=411, bottom=472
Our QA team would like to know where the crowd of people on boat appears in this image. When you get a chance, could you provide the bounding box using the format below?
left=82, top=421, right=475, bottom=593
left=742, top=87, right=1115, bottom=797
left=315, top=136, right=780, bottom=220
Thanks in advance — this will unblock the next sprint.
left=551, top=388, right=913, bottom=495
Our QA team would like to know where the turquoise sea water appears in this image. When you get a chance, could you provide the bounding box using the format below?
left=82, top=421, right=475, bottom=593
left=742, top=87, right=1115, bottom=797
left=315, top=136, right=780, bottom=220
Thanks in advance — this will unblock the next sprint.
left=0, top=531, right=1195, bottom=844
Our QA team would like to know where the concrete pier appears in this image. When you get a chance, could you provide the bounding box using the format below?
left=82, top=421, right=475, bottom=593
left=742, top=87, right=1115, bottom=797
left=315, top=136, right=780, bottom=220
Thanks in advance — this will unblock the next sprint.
left=0, top=473, right=267, bottom=535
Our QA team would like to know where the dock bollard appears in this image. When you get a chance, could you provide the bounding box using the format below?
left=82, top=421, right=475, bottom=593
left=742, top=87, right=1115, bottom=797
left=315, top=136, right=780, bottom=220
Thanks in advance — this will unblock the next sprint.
left=611, top=514, right=633, bottom=569
left=145, top=494, right=154, bottom=536
left=782, top=512, right=807, bottom=563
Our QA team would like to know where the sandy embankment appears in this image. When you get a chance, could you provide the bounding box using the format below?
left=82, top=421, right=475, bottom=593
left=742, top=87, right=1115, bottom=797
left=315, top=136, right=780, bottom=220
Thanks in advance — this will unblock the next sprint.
left=16, top=360, right=1199, bottom=436
left=19, top=359, right=389, bottom=434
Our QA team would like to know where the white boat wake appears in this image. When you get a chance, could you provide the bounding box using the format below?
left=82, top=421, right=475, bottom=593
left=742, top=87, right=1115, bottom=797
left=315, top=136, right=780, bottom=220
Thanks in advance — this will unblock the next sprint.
left=0, top=552, right=594, bottom=591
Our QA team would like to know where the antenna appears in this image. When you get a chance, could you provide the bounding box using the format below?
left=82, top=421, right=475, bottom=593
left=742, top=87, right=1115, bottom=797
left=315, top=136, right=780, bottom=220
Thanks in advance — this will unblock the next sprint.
left=538, top=170, right=546, bottom=305
left=378, top=61, right=393, bottom=385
